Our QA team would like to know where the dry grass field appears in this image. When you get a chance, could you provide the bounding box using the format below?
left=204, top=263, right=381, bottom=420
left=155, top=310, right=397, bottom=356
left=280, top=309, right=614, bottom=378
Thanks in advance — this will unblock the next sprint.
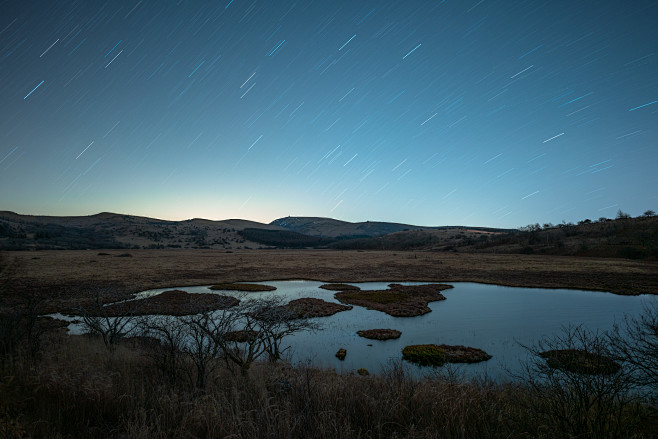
left=3, top=249, right=658, bottom=438
left=3, top=249, right=657, bottom=309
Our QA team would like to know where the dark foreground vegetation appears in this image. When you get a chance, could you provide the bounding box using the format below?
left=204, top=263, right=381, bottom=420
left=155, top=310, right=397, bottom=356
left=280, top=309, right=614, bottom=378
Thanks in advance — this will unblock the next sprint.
left=2, top=254, right=658, bottom=438
left=2, top=319, right=658, bottom=438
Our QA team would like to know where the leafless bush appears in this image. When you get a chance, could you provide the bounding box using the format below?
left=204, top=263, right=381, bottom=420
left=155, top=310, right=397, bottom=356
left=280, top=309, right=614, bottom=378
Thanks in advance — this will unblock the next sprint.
left=137, top=315, right=188, bottom=384
left=139, top=313, right=220, bottom=389
left=178, top=313, right=221, bottom=388
left=193, top=295, right=316, bottom=377
left=252, top=295, right=319, bottom=362
left=77, top=287, right=137, bottom=350
left=610, top=299, right=658, bottom=399
left=516, top=325, right=640, bottom=439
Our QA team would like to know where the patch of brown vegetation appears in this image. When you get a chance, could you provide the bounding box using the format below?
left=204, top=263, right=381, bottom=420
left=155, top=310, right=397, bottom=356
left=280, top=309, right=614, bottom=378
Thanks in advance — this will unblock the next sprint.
left=286, top=298, right=352, bottom=318
left=356, top=329, right=402, bottom=340
left=101, top=290, right=239, bottom=316
left=209, top=283, right=276, bottom=292
left=319, top=283, right=360, bottom=291
left=335, top=284, right=452, bottom=317
left=402, top=344, right=492, bottom=366
left=402, top=344, right=446, bottom=366
left=438, top=344, right=493, bottom=363
left=2, top=250, right=656, bottom=314
left=336, top=348, right=346, bottom=360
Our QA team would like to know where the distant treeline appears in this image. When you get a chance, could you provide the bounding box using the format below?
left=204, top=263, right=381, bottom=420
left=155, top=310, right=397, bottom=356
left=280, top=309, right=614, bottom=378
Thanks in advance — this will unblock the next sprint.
left=238, top=228, right=335, bottom=248
left=0, top=219, right=130, bottom=250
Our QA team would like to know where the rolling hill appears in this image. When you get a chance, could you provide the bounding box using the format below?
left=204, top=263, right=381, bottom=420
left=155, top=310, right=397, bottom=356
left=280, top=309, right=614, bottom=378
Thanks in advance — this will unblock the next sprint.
left=270, top=216, right=506, bottom=238
left=0, top=211, right=285, bottom=250
left=1, top=211, right=656, bottom=259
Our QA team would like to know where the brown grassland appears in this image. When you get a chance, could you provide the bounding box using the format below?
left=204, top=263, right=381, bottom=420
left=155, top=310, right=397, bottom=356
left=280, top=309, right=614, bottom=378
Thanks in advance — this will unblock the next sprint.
left=3, top=249, right=656, bottom=310
left=2, top=249, right=658, bottom=438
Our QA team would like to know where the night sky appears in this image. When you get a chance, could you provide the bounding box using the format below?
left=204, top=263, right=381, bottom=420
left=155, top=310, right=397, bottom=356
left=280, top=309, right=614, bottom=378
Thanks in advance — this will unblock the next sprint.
left=1, top=1, right=657, bottom=228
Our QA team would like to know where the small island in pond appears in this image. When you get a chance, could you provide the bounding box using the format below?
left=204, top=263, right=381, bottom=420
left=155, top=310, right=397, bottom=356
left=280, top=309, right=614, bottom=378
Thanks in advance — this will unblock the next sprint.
left=334, top=283, right=452, bottom=317
left=209, top=283, right=277, bottom=292
left=356, top=329, right=402, bottom=340
left=102, top=290, right=239, bottom=316
left=402, top=344, right=492, bottom=366
left=319, top=283, right=361, bottom=291
left=539, top=349, right=621, bottom=375
left=287, top=297, right=352, bottom=318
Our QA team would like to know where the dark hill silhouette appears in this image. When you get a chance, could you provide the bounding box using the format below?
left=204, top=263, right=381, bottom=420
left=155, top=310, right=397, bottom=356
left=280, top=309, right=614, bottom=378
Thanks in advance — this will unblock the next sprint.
left=1, top=211, right=656, bottom=259
left=270, top=216, right=507, bottom=238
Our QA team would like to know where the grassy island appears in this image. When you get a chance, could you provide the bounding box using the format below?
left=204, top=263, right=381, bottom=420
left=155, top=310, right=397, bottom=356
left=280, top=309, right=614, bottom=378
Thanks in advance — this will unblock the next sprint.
left=335, top=283, right=452, bottom=316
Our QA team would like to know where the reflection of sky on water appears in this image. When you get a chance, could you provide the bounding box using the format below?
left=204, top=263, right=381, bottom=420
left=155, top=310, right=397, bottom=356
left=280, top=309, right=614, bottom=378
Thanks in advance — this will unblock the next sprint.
left=58, top=280, right=651, bottom=380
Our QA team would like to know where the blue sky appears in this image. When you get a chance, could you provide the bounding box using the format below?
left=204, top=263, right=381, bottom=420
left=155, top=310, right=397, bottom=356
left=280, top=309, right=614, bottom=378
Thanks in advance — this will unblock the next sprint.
left=1, top=1, right=656, bottom=227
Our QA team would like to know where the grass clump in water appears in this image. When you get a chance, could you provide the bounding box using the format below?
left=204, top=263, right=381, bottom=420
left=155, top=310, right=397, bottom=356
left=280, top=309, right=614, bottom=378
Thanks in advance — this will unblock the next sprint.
left=402, top=344, right=446, bottom=366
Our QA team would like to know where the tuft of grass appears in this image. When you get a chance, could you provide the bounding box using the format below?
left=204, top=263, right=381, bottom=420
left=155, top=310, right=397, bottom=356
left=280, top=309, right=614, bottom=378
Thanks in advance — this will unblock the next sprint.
left=402, top=344, right=446, bottom=366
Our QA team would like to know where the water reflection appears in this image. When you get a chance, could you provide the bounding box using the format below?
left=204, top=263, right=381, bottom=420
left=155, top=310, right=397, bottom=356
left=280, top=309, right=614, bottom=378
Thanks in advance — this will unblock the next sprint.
left=130, top=280, right=650, bottom=379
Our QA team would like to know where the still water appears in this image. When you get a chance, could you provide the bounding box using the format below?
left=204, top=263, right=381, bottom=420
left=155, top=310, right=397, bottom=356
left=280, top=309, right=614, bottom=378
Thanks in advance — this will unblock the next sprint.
left=134, top=280, right=652, bottom=380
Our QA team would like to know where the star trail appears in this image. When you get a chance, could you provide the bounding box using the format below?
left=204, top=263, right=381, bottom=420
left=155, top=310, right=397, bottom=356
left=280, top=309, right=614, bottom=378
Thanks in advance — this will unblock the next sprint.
left=0, top=1, right=657, bottom=227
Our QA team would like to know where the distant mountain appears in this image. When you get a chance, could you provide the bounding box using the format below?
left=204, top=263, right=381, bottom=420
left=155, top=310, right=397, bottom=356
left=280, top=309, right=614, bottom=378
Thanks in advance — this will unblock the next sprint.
left=270, top=216, right=506, bottom=238
left=3, top=211, right=654, bottom=259
left=0, top=211, right=285, bottom=250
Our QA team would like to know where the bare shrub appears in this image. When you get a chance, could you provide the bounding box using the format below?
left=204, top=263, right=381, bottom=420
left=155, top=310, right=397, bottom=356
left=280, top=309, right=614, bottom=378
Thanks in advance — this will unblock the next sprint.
left=77, top=287, right=138, bottom=350
left=193, top=295, right=316, bottom=376
left=137, top=315, right=188, bottom=384
left=178, top=313, right=221, bottom=388
left=610, top=299, right=658, bottom=399
left=516, top=325, right=640, bottom=439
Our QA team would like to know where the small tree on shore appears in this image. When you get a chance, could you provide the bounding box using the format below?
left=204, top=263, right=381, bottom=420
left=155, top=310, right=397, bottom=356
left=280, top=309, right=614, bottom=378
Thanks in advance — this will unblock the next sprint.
left=194, top=296, right=315, bottom=376
left=138, top=315, right=188, bottom=384
left=257, top=297, right=318, bottom=362
left=78, top=287, right=137, bottom=350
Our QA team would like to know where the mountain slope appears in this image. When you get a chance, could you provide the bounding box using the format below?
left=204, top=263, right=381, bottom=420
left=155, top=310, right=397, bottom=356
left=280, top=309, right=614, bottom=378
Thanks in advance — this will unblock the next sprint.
left=0, top=211, right=284, bottom=250
left=271, top=216, right=434, bottom=238
left=270, top=216, right=507, bottom=238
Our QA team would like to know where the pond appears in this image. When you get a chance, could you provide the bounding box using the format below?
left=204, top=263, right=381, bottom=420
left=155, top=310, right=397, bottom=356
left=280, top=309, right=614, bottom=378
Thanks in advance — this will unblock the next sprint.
left=128, top=280, right=653, bottom=380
